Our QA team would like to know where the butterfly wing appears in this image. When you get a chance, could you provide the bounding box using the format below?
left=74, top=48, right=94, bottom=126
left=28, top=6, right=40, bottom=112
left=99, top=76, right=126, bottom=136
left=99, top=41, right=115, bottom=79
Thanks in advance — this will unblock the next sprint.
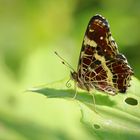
left=77, top=14, right=133, bottom=95
left=106, top=54, right=133, bottom=93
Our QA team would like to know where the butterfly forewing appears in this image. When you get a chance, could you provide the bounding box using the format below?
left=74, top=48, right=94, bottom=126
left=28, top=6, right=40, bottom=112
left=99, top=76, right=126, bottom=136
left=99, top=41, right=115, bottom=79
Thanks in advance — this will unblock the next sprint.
left=72, top=14, right=133, bottom=95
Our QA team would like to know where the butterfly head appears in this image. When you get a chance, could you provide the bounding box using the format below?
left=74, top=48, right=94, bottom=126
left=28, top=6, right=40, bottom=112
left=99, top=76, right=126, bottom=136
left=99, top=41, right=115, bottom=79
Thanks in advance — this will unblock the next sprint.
left=70, top=71, right=78, bottom=82
left=71, top=71, right=90, bottom=91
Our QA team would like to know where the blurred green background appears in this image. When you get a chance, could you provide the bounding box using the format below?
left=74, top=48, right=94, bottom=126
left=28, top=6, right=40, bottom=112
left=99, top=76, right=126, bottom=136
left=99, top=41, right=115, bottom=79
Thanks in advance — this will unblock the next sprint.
left=0, top=0, right=140, bottom=140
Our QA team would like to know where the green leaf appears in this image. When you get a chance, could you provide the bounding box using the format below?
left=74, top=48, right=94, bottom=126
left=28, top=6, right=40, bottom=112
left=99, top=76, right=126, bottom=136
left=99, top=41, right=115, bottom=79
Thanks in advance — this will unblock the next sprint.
left=29, top=76, right=140, bottom=140
left=0, top=111, right=71, bottom=140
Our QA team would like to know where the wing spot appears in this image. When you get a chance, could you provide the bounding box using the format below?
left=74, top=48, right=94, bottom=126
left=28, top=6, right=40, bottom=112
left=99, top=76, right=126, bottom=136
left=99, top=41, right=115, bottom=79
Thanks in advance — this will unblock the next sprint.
left=100, top=36, right=103, bottom=40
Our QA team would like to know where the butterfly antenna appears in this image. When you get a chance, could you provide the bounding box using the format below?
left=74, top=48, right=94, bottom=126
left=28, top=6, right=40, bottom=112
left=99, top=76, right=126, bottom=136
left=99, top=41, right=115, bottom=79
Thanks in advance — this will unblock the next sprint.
left=54, top=51, right=75, bottom=72
left=66, top=78, right=72, bottom=88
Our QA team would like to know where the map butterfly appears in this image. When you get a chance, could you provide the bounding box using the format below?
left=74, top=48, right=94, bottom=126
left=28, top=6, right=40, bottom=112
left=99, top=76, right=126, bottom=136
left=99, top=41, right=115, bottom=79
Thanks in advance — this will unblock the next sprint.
left=71, top=14, right=134, bottom=95
left=56, top=14, right=134, bottom=95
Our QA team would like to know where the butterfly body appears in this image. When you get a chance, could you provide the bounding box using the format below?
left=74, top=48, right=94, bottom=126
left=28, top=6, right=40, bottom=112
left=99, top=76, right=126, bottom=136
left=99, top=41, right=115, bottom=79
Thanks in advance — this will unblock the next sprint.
left=71, top=14, right=133, bottom=95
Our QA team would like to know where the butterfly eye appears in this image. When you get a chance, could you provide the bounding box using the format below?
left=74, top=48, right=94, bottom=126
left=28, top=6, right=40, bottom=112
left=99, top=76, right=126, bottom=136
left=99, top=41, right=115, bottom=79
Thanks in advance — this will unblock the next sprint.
left=71, top=72, right=78, bottom=81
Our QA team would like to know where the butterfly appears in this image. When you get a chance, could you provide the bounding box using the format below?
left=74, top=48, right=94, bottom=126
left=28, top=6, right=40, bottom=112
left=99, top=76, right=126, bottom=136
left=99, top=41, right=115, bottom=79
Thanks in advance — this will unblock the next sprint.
left=56, top=14, right=133, bottom=96
left=71, top=14, right=133, bottom=95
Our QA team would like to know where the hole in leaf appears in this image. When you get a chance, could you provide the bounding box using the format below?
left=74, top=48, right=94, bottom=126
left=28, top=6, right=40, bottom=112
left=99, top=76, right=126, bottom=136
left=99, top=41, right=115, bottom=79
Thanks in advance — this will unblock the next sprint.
left=93, top=124, right=100, bottom=129
left=125, top=97, right=138, bottom=106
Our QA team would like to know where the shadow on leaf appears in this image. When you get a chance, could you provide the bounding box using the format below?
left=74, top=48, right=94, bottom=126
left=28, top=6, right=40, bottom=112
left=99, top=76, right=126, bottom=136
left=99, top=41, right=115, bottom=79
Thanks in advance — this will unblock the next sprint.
left=30, top=88, right=116, bottom=107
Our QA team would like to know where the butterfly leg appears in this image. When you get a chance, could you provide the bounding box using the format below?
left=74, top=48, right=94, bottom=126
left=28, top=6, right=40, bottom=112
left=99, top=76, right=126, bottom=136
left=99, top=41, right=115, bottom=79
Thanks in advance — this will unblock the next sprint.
left=73, top=81, right=78, bottom=99
left=89, top=91, right=98, bottom=113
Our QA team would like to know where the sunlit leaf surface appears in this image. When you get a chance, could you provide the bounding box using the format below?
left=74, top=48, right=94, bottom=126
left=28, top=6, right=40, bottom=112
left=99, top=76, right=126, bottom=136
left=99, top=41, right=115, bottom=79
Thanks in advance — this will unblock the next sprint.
left=30, top=77, right=140, bottom=140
